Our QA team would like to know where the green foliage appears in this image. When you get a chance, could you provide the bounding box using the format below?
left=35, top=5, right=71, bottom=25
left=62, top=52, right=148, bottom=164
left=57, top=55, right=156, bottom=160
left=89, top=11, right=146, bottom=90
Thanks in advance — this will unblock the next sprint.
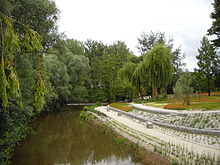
left=118, top=60, right=149, bottom=100
left=142, top=43, right=174, bottom=99
left=83, top=106, right=90, bottom=111
left=173, top=71, right=193, bottom=105
left=84, top=39, right=106, bottom=61
left=83, top=40, right=134, bottom=102
left=171, top=158, right=179, bottom=165
left=10, top=0, right=59, bottom=48
left=195, top=36, right=220, bottom=96
left=34, top=72, right=47, bottom=111
left=118, top=62, right=138, bottom=100
left=0, top=0, right=59, bottom=162
left=82, top=105, right=98, bottom=112
left=208, top=0, right=220, bottom=47
left=0, top=13, right=45, bottom=110
left=66, top=39, right=85, bottom=55
left=0, top=0, right=13, bottom=16
left=0, top=15, right=21, bottom=109
left=115, top=137, right=127, bottom=144
left=91, top=54, right=121, bottom=101
left=80, top=111, right=93, bottom=121
left=137, top=31, right=184, bottom=94
left=44, top=40, right=90, bottom=107
left=214, top=72, right=220, bottom=89
left=81, top=105, right=104, bottom=119
left=145, top=43, right=173, bottom=88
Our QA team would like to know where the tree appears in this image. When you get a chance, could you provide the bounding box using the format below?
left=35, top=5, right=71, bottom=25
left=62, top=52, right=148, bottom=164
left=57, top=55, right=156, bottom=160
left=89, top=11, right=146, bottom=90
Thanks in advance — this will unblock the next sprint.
left=67, top=55, right=90, bottom=102
left=137, top=31, right=173, bottom=54
left=0, top=1, right=59, bottom=162
left=137, top=31, right=184, bottom=94
left=142, top=43, right=174, bottom=99
left=84, top=39, right=106, bottom=61
left=208, top=0, right=220, bottom=47
left=10, top=0, right=59, bottom=49
left=44, top=53, right=70, bottom=105
left=66, top=39, right=85, bottom=55
left=214, top=72, right=220, bottom=89
left=0, top=12, right=47, bottom=164
left=89, top=53, right=124, bottom=102
left=0, top=0, right=12, bottom=15
left=132, top=60, right=151, bottom=99
left=173, top=71, right=193, bottom=105
left=44, top=39, right=90, bottom=107
left=0, top=13, right=46, bottom=110
left=118, top=62, right=138, bottom=101
left=196, top=36, right=219, bottom=96
left=84, top=40, right=132, bottom=102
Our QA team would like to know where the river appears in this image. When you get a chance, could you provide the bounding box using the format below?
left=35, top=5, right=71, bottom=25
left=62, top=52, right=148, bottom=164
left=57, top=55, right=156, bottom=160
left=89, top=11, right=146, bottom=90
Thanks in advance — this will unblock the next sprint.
left=12, top=107, right=169, bottom=165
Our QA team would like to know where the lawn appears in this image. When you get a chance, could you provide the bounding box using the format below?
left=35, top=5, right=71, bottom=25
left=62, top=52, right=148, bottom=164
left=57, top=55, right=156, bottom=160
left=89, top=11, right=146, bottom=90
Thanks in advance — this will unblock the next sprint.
left=135, top=92, right=220, bottom=111
left=109, top=102, right=133, bottom=112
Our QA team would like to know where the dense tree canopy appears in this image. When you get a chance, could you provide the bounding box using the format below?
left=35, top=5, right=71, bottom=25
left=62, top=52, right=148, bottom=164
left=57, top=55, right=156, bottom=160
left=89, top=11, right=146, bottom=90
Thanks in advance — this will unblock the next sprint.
left=44, top=40, right=90, bottom=107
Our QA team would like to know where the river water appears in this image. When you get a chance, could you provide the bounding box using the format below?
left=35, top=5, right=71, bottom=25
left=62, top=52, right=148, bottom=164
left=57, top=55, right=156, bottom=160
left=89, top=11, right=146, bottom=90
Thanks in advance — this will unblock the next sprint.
left=12, top=108, right=169, bottom=165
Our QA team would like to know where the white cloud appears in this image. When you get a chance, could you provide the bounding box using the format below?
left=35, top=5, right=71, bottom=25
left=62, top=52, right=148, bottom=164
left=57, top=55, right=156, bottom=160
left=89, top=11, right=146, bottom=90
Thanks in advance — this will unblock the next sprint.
left=55, top=0, right=214, bottom=71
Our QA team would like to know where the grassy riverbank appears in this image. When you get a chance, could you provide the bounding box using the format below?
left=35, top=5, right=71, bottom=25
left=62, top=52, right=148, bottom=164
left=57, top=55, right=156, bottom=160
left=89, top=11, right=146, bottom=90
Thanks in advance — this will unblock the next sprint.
left=109, top=103, right=133, bottom=112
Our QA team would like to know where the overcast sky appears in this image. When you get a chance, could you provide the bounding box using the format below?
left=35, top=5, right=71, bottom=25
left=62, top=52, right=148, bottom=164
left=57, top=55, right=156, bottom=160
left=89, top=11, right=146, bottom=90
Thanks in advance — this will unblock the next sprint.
left=54, top=0, right=214, bottom=71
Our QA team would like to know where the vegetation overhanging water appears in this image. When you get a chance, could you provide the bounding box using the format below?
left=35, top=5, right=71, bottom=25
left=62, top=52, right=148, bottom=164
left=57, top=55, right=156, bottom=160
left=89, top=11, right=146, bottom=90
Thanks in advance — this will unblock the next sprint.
left=12, top=108, right=145, bottom=165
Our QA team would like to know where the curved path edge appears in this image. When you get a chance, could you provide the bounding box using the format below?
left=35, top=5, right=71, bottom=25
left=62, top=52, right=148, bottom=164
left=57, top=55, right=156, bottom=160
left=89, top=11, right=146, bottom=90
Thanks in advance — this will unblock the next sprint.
left=95, top=106, right=220, bottom=157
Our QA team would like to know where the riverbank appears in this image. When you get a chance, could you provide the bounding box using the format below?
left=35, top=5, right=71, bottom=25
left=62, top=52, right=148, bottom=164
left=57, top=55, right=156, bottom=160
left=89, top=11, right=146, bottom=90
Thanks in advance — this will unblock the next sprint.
left=94, top=106, right=220, bottom=164
left=81, top=110, right=171, bottom=165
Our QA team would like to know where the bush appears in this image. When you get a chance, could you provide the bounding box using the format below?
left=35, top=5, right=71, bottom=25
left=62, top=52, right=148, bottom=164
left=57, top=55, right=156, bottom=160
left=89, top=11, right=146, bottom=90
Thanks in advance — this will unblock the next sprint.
left=83, top=106, right=90, bottom=111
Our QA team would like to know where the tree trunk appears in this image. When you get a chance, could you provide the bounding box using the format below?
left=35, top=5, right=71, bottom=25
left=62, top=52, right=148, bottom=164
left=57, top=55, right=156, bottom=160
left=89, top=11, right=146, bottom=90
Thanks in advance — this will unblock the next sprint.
left=186, top=93, right=190, bottom=105
left=140, top=92, right=144, bottom=100
left=138, top=86, right=144, bottom=100
left=152, top=85, right=158, bottom=100
left=207, top=78, right=211, bottom=96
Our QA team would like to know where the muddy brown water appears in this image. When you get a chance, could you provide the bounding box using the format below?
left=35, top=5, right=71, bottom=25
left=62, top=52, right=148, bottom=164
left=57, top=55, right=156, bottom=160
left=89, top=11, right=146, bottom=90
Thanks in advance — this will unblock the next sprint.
left=12, top=108, right=169, bottom=165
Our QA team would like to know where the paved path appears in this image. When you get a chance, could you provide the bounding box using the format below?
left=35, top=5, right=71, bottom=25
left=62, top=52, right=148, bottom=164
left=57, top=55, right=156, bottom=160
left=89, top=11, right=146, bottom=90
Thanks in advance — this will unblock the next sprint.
left=96, top=106, right=220, bottom=157
left=131, top=103, right=220, bottom=115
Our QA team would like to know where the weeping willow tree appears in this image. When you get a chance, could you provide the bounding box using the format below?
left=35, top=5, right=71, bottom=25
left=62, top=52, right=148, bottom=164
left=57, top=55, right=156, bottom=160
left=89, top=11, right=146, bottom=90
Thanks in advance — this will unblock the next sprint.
left=142, top=43, right=173, bottom=100
left=132, top=62, right=148, bottom=99
left=118, top=62, right=138, bottom=101
left=0, top=12, right=46, bottom=111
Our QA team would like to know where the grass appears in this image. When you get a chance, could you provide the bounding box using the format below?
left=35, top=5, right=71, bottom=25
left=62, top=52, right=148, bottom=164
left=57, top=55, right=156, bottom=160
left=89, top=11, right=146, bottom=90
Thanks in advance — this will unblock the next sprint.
left=109, top=102, right=134, bottom=112
left=135, top=92, right=220, bottom=111
left=144, top=102, right=168, bottom=108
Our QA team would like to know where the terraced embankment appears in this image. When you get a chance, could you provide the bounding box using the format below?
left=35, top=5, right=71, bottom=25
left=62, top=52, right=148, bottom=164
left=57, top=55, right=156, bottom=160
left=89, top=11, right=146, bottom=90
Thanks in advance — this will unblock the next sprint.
left=95, top=106, right=220, bottom=164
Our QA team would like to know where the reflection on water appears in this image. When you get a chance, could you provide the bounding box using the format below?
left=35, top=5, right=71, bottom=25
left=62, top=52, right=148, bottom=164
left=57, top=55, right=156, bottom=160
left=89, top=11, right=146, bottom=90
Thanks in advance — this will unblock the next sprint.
left=12, top=109, right=142, bottom=165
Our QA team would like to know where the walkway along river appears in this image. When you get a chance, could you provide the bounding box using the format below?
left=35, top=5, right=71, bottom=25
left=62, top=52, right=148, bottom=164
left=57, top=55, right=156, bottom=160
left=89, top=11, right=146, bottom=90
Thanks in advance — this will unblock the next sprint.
left=95, top=106, right=220, bottom=164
